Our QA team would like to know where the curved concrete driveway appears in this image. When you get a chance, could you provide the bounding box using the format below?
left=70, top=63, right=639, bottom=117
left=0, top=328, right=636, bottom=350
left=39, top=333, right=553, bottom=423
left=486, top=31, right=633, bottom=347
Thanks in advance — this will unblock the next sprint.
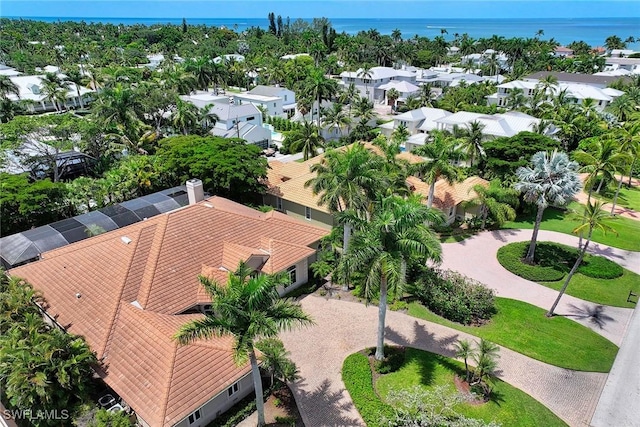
left=440, top=229, right=636, bottom=346
left=281, top=297, right=607, bottom=427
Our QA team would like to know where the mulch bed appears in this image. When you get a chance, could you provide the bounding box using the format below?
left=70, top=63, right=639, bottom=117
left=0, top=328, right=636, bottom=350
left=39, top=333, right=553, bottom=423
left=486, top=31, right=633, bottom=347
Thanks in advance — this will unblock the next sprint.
left=454, top=375, right=489, bottom=405
left=263, top=383, right=304, bottom=426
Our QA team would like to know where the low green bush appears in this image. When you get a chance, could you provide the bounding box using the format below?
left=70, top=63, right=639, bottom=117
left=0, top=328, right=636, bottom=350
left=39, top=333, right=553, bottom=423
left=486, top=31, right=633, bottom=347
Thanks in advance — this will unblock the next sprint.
left=274, top=415, right=296, bottom=426
left=407, top=268, right=496, bottom=325
left=497, top=241, right=624, bottom=281
left=342, top=353, right=393, bottom=427
left=578, top=256, right=623, bottom=279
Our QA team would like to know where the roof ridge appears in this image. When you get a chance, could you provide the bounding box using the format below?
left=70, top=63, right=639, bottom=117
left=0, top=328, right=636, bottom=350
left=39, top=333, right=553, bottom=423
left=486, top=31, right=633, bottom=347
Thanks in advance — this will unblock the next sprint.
left=136, top=216, right=169, bottom=308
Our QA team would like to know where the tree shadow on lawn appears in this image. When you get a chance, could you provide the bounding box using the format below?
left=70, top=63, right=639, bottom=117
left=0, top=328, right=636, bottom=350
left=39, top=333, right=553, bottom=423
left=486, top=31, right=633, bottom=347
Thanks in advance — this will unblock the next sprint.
left=559, top=303, right=616, bottom=329
left=292, top=378, right=363, bottom=427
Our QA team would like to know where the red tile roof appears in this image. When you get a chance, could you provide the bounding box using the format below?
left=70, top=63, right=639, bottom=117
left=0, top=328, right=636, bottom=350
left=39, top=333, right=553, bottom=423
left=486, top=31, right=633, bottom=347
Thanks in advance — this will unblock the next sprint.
left=9, top=197, right=327, bottom=427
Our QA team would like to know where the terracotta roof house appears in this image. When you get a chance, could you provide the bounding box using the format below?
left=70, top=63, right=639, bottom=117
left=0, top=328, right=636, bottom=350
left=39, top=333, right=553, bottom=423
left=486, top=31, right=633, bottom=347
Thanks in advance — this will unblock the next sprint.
left=8, top=187, right=328, bottom=427
left=407, top=176, right=489, bottom=224
left=264, top=144, right=482, bottom=227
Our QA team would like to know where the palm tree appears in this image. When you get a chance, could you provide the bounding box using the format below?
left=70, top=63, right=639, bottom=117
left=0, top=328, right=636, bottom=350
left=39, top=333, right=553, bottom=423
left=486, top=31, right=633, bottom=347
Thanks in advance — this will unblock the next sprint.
left=515, top=150, right=582, bottom=264
left=284, top=120, right=325, bottom=161
left=321, top=103, right=351, bottom=138
left=455, top=121, right=486, bottom=168
left=574, top=137, right=628, bottom=202
left=174, top=263, right=313, bottom=427
left=184, top=57, right=213, bottom=91
left=340, top=82, right=359, bottom=118
left=615, top=116, right=640, bottom=189
left=64, top=68, right=87, bottom=109
left=465, top=180, right=518, bottom=229
left=357, top=67, right=374, bottom=100
left=505, top=87, right=527, bottom=111
left=453, top=339, right=475, bottom=382
left=0, top=75, right=20, bottom=98
left=255, top=338, right=298, bottom=387
left=197, top=104, right=219, bottom=135
left=419, top=83, right=436, bottom=107
left=606, top=94, right=638, bottom=123
left=305, top=143, right=383, bottom=253
left=40, top=72, right=71, bottom=112
left=411, top=131, right=464, bottom=208
left=303, top=68, right=338, bottom=128
left=339, top=196, right=443, bottom=360
left=536, top=74, right=558, bottom=96
left=170, top=98, right=199, bottom=135
left=386, top=88, right=400, bottom=110
left=92, top=83, right=145, bottom=141
left=547, top=201, right=617, bottom=316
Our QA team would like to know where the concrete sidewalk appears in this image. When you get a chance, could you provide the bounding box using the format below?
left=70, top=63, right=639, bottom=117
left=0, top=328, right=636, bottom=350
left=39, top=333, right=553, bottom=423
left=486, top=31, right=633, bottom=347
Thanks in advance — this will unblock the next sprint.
left=440, top=229, right=636, bottom=346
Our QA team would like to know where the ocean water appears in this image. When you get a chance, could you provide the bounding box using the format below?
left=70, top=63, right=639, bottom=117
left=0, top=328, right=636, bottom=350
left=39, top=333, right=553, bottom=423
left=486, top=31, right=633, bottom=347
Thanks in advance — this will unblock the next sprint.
left=13, top=17, right=640, bottom=49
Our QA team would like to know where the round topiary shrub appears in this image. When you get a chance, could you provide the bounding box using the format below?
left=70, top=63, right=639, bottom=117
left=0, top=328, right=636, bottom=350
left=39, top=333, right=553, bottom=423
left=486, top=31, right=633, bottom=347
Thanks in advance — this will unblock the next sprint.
left=578, top=256, right=624, bottom=279
left=496, top=242, right=566, bottom=282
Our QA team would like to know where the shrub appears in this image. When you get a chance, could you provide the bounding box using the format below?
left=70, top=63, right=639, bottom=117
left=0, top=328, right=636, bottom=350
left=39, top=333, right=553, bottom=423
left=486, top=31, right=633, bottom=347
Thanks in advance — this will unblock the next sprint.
left=407, top=268, right=496, bottom=325
left=342, top=353, right=393, bottom=427
left=369, top=346, right=406, bottom=374
left=274, top=415, right=296, bottom=426
left=578, top=256, right=623, bottom=279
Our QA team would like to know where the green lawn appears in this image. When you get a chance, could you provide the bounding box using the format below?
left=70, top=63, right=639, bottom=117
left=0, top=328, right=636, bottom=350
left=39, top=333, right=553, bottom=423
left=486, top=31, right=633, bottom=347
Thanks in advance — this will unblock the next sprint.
left=596, top=185, right=640, bottom=212
left=407, top=298, right=617, bottom=372
left=542, top=269, right=640, bottom=308
left=375, top=348, right=568, bottom=427
left=503, top=202, right=640, bottom=251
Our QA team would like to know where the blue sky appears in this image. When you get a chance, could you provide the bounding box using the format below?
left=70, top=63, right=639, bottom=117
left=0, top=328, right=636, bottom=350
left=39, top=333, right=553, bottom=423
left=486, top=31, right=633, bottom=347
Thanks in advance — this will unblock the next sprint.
left=2, top=0, right=639, bottom=19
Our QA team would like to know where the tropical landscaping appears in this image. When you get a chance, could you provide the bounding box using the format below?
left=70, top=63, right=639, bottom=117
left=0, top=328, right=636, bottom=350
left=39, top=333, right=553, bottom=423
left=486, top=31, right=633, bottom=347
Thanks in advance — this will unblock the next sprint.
left=1, top=13, right=639, bottom=427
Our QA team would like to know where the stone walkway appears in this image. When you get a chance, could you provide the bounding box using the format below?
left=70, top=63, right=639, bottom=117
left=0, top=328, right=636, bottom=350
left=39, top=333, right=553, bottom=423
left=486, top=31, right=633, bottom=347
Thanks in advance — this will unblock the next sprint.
left=441, top=229, right=636, bottom=346
left=280, top=297, right=608, bottom=427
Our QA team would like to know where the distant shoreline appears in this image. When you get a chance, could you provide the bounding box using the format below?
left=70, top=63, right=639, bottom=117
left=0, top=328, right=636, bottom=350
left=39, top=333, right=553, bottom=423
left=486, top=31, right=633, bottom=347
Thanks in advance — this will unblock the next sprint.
left=3, top=16, right=639, bottom=48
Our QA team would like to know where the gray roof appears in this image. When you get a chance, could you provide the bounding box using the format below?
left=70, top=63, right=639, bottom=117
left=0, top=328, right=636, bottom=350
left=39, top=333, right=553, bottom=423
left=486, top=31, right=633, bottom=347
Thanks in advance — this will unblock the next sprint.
left=208, top=102, right=260, bottom=121
left=211, top=122, right=263, bottom=140
left=524, top=71, right=631, bottom=86
left=0, top=186, right=190, bottom=268
left=248, top=85, right=290, bottom=97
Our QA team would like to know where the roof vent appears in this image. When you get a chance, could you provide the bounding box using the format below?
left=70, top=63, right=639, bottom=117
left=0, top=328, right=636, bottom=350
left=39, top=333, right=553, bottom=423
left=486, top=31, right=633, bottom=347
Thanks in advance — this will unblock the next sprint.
left=75, top=293, right=81, bottom=299
left=121, top=236, right=132, bottom=244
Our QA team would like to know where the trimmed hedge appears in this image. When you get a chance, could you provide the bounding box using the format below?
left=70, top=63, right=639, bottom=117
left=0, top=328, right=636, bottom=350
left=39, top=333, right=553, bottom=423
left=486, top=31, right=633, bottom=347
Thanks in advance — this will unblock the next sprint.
left=497, top=241, right=624, bottom=282
left=342, top=353, right=393, bottom=427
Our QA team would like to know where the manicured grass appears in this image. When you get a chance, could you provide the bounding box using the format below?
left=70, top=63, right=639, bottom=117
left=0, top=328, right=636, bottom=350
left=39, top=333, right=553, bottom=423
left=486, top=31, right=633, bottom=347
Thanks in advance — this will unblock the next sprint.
left=502, top=202, right=640, bottom=251
left=375, top=348, right=568, bottom=427
left=542, top=269, right=640, bottom=308
left=597, top=185, right=640, bottom=212
left=407, top=298, right=617, bottom=372
left=497, top=241, right=638, bottom=308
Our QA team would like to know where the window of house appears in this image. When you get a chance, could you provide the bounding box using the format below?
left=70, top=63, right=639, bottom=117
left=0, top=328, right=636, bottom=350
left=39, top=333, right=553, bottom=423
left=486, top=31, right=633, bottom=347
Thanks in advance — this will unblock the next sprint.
left=246, top=116, right=255, bottom=120
left=227, top=382, right=239, bottom=397
left=276, top=197, right=283, bottom=211
left=188, top=410, right=201, bottom=424
left=284, top=95, right=288, bottom=101
left=273, top=103, right=276, bottom=107
left=305, top=206, right=311, bottom=220
left=287, top=265, right=297, bottom=284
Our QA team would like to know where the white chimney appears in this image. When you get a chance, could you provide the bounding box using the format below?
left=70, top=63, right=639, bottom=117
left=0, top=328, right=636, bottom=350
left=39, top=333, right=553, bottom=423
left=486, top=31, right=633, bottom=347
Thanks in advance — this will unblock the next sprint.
left=186, top=179, right=205, bottom=205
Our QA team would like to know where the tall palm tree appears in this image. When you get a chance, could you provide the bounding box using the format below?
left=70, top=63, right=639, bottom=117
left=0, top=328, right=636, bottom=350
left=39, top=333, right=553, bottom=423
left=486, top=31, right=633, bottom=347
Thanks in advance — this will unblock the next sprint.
left=505, top=87, right=527, bottom=111
left=386, top=88, right=400, bottom=110
left=284, top=120, right=325, bottom=161
left=40, top=72, right=71, bottom=112
left=606, top=94, right=638, bottom=123
left=184, top=57, right=213, bottom=91
left=64, top=68, right=87, bottom=109
left=357, top=67, right=374, bottom=100
left=92, top=83, right=145, bottom=141
left=305, top=143, right=383, bottom=256
left=174, top=263, right=313, bottom=427
left=615, top=116, right=640, bottom=190
left=535, top=74, right=558, bottom=96
left=170, top=98, right=199, bottom=135
left=321, top=103, right=351, bottom=138
left=514, top=150, right=582, bottom=264
left=411, top=131, right=464, bottom=208
left=339, top=196, right=443, bottom=360
left=340, top=82, right=359, bottom=118
left=574, top=137, right=628, bottom=202
left=465, top=180, right=519, bottom=229
left=547, top=201, right=616, bottom=316
left=303, top=68, right=338, bottom=128
left=455, top=121, right=486, bottom=168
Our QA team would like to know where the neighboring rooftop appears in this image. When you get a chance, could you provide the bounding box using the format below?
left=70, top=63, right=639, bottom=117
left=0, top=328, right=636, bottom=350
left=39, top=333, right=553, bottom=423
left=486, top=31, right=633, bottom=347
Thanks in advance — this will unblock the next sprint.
left=524, top=71, right=630, bottom=86
left=407, top=175, right=489, bottom=210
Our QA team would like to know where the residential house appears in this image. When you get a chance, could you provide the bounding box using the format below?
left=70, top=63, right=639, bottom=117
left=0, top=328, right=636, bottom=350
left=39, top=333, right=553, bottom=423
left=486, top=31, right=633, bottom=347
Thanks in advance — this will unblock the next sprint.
left=145, top=54, right=165, bottom=69
left=8, top=185, right=328, bottom=427
left=553, top=46, right=574, bottom=58
left=610, top=49, right=638, bottom=58
left=378, top=80, right=420, bottom=106
left=280, top=53, right=311, bottom=61
left=602, top=57, right=640, bottom=75
left=244, top=85, right=297, bottom=117
left=523, top=71, right=630, bottom=89
left=180, top=92, right=272, bottom=148
left=407, top=176, right=489, bottom=224
left=379, top=107, right=452, bottom=139
left=0, top=64, right=21, bottom=77
left=339, top=66, right=417, bottom=102
left=487, top=79, right=624, bottom=110
left=213, top=54, right=245, bottom=64
left=6, top=74, right=94, bottom=113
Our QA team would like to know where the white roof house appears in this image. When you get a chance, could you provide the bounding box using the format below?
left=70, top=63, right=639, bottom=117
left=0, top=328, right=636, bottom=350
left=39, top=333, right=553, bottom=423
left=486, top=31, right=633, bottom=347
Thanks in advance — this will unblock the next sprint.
left=247, top=85, right=296, bottom=113
left=339, top=67, right=417, bottom=102
left=379, top=107, right=452, bottom=138
left=0, top=65, right=21, bottom=77
left=434, top=111, right=553, bottom=138
left=280, top=53, right=311, bottom=60
left=7, top=74, right=94, bottom=112
left=213, top=54, right=245, bottom=64
left=488, top=80, right=625, bottom=110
